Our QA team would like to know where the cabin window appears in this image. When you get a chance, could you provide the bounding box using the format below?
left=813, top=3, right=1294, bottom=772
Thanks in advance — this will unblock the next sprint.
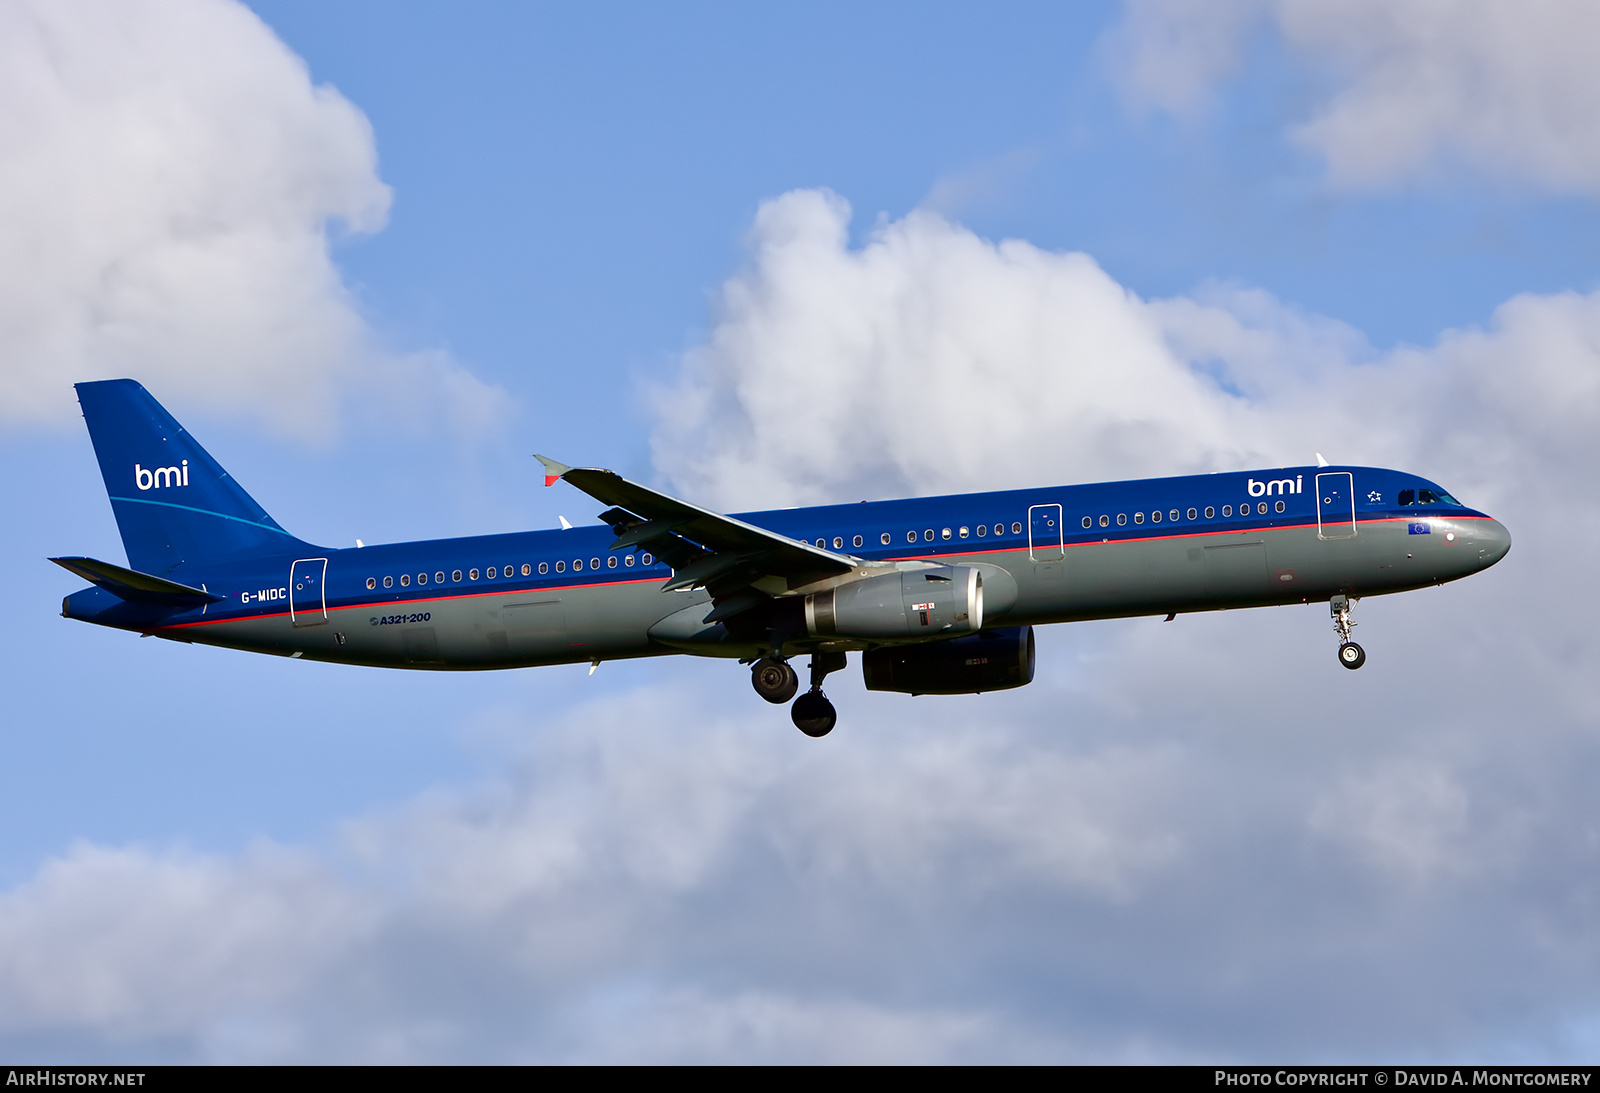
left=830, top=536, right=841, bottom=549
left=1099, top=515, right=1109, bottom=528
left=400, top=574, right=410, bottom=586
left=853, top=535, right=864, bottom=548
left=1151, top=510, right=1161, bottom=523
left=365, top=577, right=376, bottom=590
left=556, top=561, right=566, bottom=573
left=383, top=576, right=393, bottom=589
left=1169, top=509, right=1179, bottom=522
left=418, top=573, right=428, bottom=586
left=925, top=529, right=934, bottom=541
left=590, top=557, right=600, bottom=569
left=881, top=532, right=892, bottom=545
left=642, top=553, right=653, bottom=565
left=625, top=555, right=635, bottom=567
left=608, top=555, right=617, bottom=568
left=1117, top=513, right=1127, bottom=526
left=1398, top=489, right=1416, bottom=506
left=942, top=528, right=952, bottom=540
left=1205, top=506, right=1215, bottom=519
left=1011, top=522, right=1022, bottom=535
left=573, top=559, right=583, bottom=572
left=1275, top=500, right=1285, bottom=513
left=959, top=526, right=969, bottom=538
left=1258, top=502, right=1268, bottom=514
left=906, top=531, right=916, bottom=543
left=1082, top=517, right=1093, bottom=529
left=1186, top=508, right=1197, bottom=521
left=813, top=538, right=823, bottom=548
left=1222, top=505, right=1232, bottom=517
left=1134, top=512, right=1144, bottom=524
left=521, top=564, right=532, bottom=576
left=538, top=562, right=549, bottom=575
left=435, top=572, right=445, bottom=584
left=452, top=570, right=463, bottom=582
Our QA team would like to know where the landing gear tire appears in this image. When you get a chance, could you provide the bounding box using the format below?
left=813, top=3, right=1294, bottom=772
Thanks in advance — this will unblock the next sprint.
left=752, top=658, right=799, bottom=704
left=791, top=691, right=837, bottom=737
left=1338, top=642, right=1366, bottom=670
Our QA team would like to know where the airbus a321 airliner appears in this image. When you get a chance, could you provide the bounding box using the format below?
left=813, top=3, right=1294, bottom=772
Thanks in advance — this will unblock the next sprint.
left=54, top=380, right=1511, bottom=737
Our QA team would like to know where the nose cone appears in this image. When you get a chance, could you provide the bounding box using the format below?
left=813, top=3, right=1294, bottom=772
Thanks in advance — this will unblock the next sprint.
left=1475, top=518, right=1512, bottom=569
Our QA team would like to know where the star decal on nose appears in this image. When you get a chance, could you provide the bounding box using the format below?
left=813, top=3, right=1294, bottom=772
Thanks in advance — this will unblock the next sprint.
left=1367, top=491, right=1383, bottom=502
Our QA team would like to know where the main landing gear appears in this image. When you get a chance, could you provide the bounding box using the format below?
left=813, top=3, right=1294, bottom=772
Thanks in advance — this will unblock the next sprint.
left=751, top=657, right=799, bottom=703
left=1331, top=594, right=1365, bottom=670
left=749, top=652, right=846, bottom=737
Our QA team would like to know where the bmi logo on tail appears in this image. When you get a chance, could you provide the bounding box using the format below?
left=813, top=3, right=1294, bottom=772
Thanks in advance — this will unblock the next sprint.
left=133, top=461, right=188, bottom=490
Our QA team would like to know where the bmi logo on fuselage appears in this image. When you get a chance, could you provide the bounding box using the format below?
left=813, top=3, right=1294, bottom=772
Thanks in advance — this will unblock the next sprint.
left=1246, top=475, right=1303, bottom=497
left=134, top=461, right=189, bottom=489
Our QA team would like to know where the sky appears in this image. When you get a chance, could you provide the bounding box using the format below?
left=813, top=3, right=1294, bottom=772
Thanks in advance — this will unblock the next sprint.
left=1, top=0, right=1598, bottom=1063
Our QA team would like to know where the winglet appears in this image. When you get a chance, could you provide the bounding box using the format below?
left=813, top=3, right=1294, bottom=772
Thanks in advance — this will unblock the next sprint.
left=1315, top=453, right=1330, bottom=468
left=533, top=454, right=572, bottom=487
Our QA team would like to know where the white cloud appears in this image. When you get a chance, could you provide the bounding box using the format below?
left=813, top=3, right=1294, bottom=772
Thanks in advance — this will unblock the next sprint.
left=0, top=0, right=500, bottom=440
left=0, top=841, right=366, bottom=1038
left=1106, top=0, right=1600, bottom=193
left=1101, top=0, right=1266, bottom=116
left=650, top=190, right=1281, bottom=511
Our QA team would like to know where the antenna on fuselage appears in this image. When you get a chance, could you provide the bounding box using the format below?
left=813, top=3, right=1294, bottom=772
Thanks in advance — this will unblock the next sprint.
left=1315, top=453, right=1330, bottom=467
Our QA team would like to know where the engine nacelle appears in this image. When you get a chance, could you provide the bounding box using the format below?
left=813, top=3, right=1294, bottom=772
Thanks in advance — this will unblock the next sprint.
left=862, top=626, right=1035, bottom=695
left=805, top=565, right=983, bottom=640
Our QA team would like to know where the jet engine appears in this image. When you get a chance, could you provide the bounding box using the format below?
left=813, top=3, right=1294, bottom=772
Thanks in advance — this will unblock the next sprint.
left=804, top=566, right=982, bottom=640
left=862, top=626, right=1035, bottom=695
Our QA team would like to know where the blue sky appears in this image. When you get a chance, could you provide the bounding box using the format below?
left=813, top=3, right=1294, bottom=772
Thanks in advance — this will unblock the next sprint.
left=2, top=0, right=1598, bottom=1062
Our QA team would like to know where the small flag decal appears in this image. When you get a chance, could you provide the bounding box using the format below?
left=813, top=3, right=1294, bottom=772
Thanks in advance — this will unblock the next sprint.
left=1408, top=522, right=1431, bottom=535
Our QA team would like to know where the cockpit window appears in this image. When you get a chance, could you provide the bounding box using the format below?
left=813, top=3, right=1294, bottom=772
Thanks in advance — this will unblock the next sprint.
left=1398, top=489, right=1415, bottom=506
left=1417, top=488, right=1460, bottom=505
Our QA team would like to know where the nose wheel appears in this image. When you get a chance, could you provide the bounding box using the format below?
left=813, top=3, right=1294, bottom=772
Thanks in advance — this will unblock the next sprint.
left=1331, top=594, right=1366, bottom=670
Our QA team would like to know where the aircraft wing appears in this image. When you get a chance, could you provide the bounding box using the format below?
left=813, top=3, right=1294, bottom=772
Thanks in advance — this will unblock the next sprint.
left=535, top=457, right=856, bottom=619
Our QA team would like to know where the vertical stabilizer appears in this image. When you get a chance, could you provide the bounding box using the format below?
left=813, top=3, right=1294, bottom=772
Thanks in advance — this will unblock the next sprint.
left=74, top=380, right=310, bottom=576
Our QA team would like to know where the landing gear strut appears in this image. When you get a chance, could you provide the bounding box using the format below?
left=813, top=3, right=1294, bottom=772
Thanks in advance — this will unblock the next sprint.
left=1331, top=594, right=1365, bottom=670
left=751, top=657, right=799, bottom=704
left=791, top=651, right=846, bottom=737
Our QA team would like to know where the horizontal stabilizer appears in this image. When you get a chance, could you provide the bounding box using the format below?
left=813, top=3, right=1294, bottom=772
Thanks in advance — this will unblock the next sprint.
left=50, top=556, right=223, bottom=607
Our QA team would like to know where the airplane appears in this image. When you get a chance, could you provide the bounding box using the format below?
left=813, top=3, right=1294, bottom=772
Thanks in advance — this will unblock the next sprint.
left=54, top=379, right=1511, bottom=737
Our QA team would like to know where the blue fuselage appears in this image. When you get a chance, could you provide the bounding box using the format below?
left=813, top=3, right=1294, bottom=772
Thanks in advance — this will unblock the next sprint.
left=63, top=464, right=1511, bottom=670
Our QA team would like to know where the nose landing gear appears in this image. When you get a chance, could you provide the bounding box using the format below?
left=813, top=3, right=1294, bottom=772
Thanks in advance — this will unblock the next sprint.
left=790, top=651, right=846, bottom=737
left=1331, top=594, right=1365, bottom=670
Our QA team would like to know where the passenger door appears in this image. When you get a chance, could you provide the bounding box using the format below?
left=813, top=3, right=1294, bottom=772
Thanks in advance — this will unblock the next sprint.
left=1029, top=504, right=1064, bottom=562
left=1316, top=472, right=1356, bottom=540
left=290, top=558, right=328, bottom=626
